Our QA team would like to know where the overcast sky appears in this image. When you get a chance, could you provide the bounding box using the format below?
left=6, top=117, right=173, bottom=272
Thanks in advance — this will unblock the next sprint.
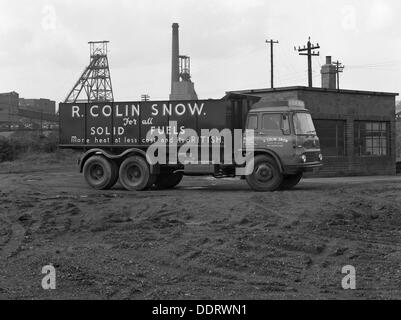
left=0, top=0, right=400, bottom=103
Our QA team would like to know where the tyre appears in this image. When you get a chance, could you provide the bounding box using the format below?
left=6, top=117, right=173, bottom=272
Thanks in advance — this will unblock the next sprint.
left=154, top=172, right=183, bottom=189
left=279, top=173, right=303, bottom=190
left=83, top=156, right=117, bottom=190
left=107, top=160, right=119, bottom=189
left=119, top=156, right=152, bottom=191
left=245, top=155, right=283, bottom=192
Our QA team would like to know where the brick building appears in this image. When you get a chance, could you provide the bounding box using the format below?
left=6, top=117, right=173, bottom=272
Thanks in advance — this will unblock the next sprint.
left=0, top=92, right=58, bottom=132
left=229, top=57, right=398, bottom=177
left=0, top=92, right=19, bottom=123
left=19, top=98, right=56, bottom=114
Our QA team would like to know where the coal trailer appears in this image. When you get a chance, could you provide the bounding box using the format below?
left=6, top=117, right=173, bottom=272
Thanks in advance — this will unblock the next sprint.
left=59, top=95, right=323, bottom=191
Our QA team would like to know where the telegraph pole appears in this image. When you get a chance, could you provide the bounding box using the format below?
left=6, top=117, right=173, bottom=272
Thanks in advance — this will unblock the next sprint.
left=296, top=37, right=320, bottom=87
left=266, top=39, right=279, bottom=88
left=333, top=60, right=345, bottom=89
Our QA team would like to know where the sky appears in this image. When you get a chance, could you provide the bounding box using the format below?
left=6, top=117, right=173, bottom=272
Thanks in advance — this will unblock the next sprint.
left=0, top=0, right=400, bottom=104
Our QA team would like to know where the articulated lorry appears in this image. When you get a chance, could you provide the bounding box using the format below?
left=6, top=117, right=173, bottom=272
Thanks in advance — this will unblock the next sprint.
left=59, top=94, right=323, bottom=192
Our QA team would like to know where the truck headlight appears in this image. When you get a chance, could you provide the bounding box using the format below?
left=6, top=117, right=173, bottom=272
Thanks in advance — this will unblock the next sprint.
left=301, top=155, right=307, bottom=163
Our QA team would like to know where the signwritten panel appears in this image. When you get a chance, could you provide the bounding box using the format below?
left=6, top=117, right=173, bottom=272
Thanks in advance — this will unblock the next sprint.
left=59, top=100, right=236, bottom=148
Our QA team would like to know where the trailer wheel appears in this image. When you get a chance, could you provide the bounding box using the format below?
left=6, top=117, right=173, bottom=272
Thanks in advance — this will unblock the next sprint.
left=119, top=156, right=152, bottom=191
left=246, top=155, right=283, bottom=192
left=279, top=173, right=303, bottom=190
left=154, top=172, right=183, bottom=190
left=83, top=156, right=117, bottom=190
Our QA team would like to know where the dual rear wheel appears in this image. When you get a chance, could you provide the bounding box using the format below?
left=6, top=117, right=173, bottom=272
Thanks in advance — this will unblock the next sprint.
left=83, top=156, right=118, bottom=190
left=119, top=156, right=155, bottom=191
left=83, top=155, right=182, bottom=191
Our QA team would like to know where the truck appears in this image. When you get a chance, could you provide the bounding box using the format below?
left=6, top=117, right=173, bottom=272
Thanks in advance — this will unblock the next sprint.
left=59, top=94, right=323, bottom=192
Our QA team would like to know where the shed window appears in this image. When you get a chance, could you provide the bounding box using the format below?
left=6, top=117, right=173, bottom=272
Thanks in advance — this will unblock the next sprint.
left=354, top=121, right=390, bottom=156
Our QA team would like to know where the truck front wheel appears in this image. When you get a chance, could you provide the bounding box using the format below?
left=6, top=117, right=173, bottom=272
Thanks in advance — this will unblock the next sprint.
left=279, top=173, right=303, bottom=190
left=119, top=156, right=152, bottom=191
left=154, top=172, right=183, bottom=190
left=246, top=155, right=283, bottom=192
left=83, top=156, right=118, bottom=190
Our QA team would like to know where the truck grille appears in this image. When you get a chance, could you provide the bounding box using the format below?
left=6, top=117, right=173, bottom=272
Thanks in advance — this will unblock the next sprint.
left=304, top=152, right=320, bottom=163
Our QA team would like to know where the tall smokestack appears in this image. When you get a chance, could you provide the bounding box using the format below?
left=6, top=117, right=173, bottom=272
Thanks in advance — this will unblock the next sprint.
left=171, top=23, right=180, bottom=93
left=169, top=22, right=198, bottom=101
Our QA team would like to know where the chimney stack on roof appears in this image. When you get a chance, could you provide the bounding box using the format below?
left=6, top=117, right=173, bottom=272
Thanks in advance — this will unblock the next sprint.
left=321, top=56, right=337, bottom=89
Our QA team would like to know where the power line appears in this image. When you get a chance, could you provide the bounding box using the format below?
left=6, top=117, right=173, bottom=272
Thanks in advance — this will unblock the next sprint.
left=348, top=65, right=401, bottom=70
left=274, top=48, right=299, bottom=86
left=276, top=70, right=310, bottom=83
left=295, top=37, right=320, bottom=87
left=347, top=59, right=401, bottom=69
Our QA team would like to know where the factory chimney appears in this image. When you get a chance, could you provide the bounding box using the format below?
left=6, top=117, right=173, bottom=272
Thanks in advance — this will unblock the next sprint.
left=171, top=23, right=180, bottom=92
left=169, top=23, right=198, bottom=101
left=321, top=56, right=337, bottom=89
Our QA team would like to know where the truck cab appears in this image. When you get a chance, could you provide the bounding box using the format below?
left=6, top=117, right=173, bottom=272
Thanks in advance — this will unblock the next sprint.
left=243, top=99, right=323, bottom=191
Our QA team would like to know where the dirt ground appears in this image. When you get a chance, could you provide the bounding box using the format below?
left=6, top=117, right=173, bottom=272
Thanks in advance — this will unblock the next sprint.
left=1, top=152, right=401, bottom=300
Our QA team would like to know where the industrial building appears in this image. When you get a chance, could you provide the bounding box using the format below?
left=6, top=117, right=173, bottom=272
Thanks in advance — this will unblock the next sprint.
left=229, top=57, right=398, bottom=177
left=0, top=92, right=20, bottom=123
left=19, top=98, right=56, bottom=114
left=0, top=91, right=58, bottom=132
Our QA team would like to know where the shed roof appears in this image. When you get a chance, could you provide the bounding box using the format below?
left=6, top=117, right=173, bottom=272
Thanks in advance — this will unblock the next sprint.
left=226, top=86, right=399, bottom=98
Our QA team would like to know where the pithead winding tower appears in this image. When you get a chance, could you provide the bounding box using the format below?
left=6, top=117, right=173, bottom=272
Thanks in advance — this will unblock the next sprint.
left=64, top=41, right=114, bottom=103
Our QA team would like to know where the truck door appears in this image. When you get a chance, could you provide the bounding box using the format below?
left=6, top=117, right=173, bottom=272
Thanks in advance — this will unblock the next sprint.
left=255, top=113, right=293, bottom=161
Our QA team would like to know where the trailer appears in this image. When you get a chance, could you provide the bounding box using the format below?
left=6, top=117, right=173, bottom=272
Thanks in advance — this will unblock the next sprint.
left=59, top=94, right=323, bottom=191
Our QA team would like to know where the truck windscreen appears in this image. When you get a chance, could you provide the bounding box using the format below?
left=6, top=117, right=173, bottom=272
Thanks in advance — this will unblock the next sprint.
left=293, top=112, right=316, bottom=135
